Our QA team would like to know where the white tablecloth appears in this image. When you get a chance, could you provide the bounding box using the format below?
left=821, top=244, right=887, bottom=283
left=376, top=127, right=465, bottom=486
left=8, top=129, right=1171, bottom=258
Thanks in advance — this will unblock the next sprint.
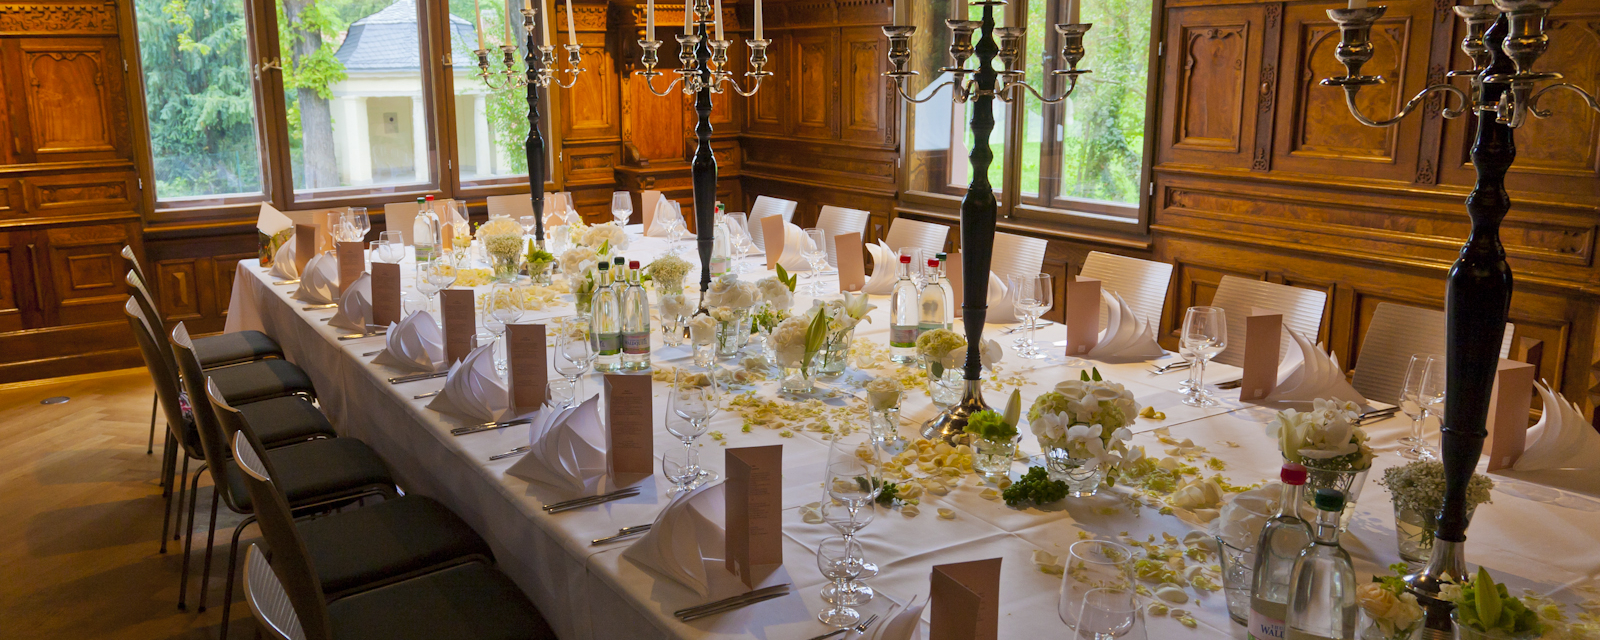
left=226, top=230, right=1600, bottom=639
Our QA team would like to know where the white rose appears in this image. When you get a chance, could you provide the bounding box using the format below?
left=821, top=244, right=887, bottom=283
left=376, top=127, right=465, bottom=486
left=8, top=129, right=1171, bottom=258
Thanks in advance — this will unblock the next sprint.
left=1357, top=583, right=1424, bottom=636
left=659, top=294, right=688, bottom=320
left=770, top=315, right=811, bottom=367
left=943, top=338, right=1003, bottom=371
left=688, top=314, right=718, bottom=344
left=757, top=277, right=793, bottom=311
left=560, top=246, right=598, bottom=276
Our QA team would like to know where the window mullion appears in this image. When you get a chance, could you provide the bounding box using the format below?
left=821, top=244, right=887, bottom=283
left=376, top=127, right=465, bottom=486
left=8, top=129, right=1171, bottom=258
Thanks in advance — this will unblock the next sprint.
left=251, top=0, right=293, bottom=210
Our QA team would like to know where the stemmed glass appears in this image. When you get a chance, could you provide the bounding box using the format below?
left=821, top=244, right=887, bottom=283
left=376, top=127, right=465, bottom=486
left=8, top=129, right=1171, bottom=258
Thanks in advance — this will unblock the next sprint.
left=546, top=378, right=577, bottom=409
left=483, top=282, right=524, bottom=372
left=611, top=191, right=633, bottom=229
left=665, top=209, right=689, bottom=254
left=667, top=367, right=723, bottom=486
left=725, top=213, right=752, bottom=272
left=1058, top=540, right=1135, bottom=630
left=374, top=231, right=406, bottom=263
left=519, top=215, right=538, bottom=241
left=803, top=229, right=830, bottom=295
left=553, top=319, right=595, bottom=395
left=1012, top=273, right=1053, bottom=360
left=1073, top=588, right=1145, bottom=640
left=819, top=493, right=877, bottom=607
left=816, top=537, right=865, bottom=628
left=418, top=254, right=457, bottom=317
left=1180, top=306, right=1227, bottom=407
left=1415, top=355, right=1447, bottom=459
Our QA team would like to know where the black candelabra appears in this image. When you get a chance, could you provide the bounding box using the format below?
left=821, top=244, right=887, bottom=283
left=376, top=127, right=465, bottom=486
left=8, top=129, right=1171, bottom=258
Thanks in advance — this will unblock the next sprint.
left=882, top=0, right=1092, bottom=441
left=1324, top=0, right=1599, bottom=635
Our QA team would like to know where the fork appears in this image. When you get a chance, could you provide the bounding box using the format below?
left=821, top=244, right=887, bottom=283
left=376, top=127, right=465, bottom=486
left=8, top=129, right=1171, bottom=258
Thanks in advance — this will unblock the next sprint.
left=489, top=446, right=530, bottom=461
left=806, top=613, right=879, bottom=640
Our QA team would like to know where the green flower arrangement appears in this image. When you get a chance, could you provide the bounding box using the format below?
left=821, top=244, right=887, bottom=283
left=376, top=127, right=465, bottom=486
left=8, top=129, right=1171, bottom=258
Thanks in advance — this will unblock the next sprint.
left=964, top=389, right=1022, bottom=443
left=1444, top=567, right=1543, bottom=637
left=916, top=328, right=966, bottom=378
left=646, top=254, right=691, bottom=294
left=523, top=241, right=554, bottom=276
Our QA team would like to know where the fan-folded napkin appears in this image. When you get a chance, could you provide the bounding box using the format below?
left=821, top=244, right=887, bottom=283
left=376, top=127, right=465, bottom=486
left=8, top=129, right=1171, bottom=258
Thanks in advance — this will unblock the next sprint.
left=1264, top=328, right=1367, bottom=405
left=862, top=241, right=899, bottom=295
left=776, top=222, right=813, bottom=271
left=425, top=342, right=509, bottom=422
left=372, top=311, right=446, bottom=372
left=621, top=480, right=727, bottom=597
left=1086, top=289, right=1166, bottom=359
left=505, top=396, right=606, bottom=492
left=328, top=273, right=372, bottom=331
left=1514, top=382, right=1600, bottom=471
left=268, top=238, right=298, bottom=279
left=293, top=253, right=339, bottom=304
left=646, top=198, right=679, bottom=237
left=878, top=595, right=927, bottom=640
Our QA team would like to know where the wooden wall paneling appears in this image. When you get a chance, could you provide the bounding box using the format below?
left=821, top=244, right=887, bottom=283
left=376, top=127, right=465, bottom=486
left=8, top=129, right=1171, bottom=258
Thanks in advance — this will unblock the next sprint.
left=839, top=25, right=890, bottom=145
left=622, top=74, right=686, bottom=162
left=1156, top=4, right=1264, bottom=171
left=790, top=28, right=838, bottom=139
left=18, top=169, right=135, bottom=218
left=41, top=221, right=130, bottom=326
left=0, top=229, right=25, bottom=332
left=1250, top=3, right=1284, bottom=172
left=15, top=37, right=125, bottom=162
left=746, top=32, right=789, bottom=134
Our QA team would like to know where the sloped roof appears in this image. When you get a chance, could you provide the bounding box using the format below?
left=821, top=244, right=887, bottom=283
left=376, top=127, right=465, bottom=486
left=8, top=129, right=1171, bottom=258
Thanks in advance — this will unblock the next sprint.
left=335, top=0, right=480, bottom=72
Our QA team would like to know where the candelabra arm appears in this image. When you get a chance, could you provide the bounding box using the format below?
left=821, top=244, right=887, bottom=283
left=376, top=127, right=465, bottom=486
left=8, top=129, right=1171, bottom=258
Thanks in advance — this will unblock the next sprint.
left=639, top=72, right=685, bottom=96
left=1526, top=82, right=1600, bottom=118
left=551, top=44, right=585, bottom=89
left=889, top=76, right=961, bottom=104
left=1339, top=83, right=1469, bottom=127
left=1004, top=74, right=1083, bottom=104
left=722, top=73, right=767, bottom=97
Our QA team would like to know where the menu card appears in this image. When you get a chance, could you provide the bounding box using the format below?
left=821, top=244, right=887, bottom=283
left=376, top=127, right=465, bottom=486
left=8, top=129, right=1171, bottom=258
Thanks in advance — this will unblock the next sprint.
left=929, top=558, right=1002, bottom=640
left=294, top=223, right=316, bottom=275
left=336, top=241, right=364, bottom=295
left=1064, top=277, right=1101, bottom=356
left=1240, top=314, right=1283, bottom=401
left=370, top=262, right=401, bottom=327
left=725, top=445, right=782, bottom=588
left=508, top=323, right=547, bottom=411
left=314, top=210, right=335, bottom=253
left=1486, top=358, right=1537, bottom=471
left=761, top=215, right=785, bottom=270
left=835, top=232, right=866, bottom=292
left=441, top=222, right=454, bottom=251
left=604, top=374, right=653, bottom=478
left=440, top=289, right=476, bottom=365
left=947, top=251, right=964, bottom=317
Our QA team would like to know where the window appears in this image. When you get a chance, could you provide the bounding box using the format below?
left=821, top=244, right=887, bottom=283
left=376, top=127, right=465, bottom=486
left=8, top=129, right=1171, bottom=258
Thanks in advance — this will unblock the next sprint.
left=902, top=0, right=1155, bottom=222
left=447, top=0, right=537, bottom=183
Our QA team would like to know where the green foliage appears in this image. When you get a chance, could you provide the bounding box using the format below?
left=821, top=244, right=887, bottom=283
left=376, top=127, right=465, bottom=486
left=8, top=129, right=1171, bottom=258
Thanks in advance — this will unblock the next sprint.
left=1454, top=567, right=1542, bottom=635
left=1080, top=367, right=1104, bottom=382
left=1003, top=466, right=1069, bottom=507
left=774, top=265, right=799, bottom=292
left=964, top=410, right=1018, bottom=443
left=855, top=476, right=900, bottom=507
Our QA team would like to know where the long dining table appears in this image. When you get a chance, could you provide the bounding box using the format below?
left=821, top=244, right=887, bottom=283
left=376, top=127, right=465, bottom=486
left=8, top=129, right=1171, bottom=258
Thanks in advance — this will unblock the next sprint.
left=224, top=227, right=1600, bottom=639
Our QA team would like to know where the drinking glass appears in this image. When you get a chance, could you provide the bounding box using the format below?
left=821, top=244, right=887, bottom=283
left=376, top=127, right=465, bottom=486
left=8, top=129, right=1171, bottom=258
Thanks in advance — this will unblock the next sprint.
left=1399, top=354, right=1436, bottom=458
left=1013, top=273, right=1053, bottom=360
left=1058, top=540, right=1135, bottom=630
left=1417, top=355, right=1447, bottom=459
left=1180, top=306, right=1227, bottom=407
left=803, top=229, right=829, bottom=295
left=348, top=206, right=370, bottom=241
left=1073, top=588, right=1145, bottom=640
left=484, top=283, right=524, bottom=372
left=401, top=292, right=427, bottom=318
left=546, top=378, right=577, bottom=409
left=816, top=537, right=864, bottom=628
left=378, top=231, right=406, bottom=263
left=725, top=213, right=751, bottom=272
left=667, top=367, right=722, bottom=485
left=611, top=191, right=633, bottom=228
left=553, top=320, right=594, bottom=386
left=661, top=446, right=699, bottom=495
left=519, top=215, right=538, bottom=239
left=819, top=498, right=877, bottom=606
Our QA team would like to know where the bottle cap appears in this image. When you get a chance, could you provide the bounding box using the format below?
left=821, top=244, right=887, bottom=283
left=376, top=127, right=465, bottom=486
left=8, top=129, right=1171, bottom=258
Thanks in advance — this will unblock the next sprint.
left=927, top=258, right=940, bottom=268
left=1280, top=463, right=1308, bottom=486
left=425, top=195, right=434, bottom=201
left=629, top=260, right=640, bottom=269
left=899, top=255, right=911, bottom=264
left=1313, top=488, right=1345, bottom=512
left=936, top=252, right=948, bottom=260
left=598, top=262, right=609, bottom=271
left=614, top=256, right=625, bottom=265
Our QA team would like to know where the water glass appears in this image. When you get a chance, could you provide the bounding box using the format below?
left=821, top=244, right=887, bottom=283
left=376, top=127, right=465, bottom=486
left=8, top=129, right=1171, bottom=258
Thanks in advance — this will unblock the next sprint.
left=803, top=228, right=829, bottom=295
left=661, top=446, right=699, bottom=494
left=519, top=215, right=538, bottom=239
left=1216, top=535, right=1257, bottom=625
left=816, top=537, right=864, bottom=628
left=484, top=283, right=524, bottom=371
left=611, top=191, right=633, bottom=228
left=553, top=320, right=594, bottom=383
left=1074, top=588, right=1145, bottom=640
left=1058, top=540, right=1135, bottom=629
left=546, top=378, right=577, bottom=409
left=1012, top=273, right=1053, bottom=360
left=819, top=499, right=877, bottom=606
left=1416, top=355, right=1446, bottom=460
left=1399, top=354, right=1441, bottom=459
left=667, top=367, right=722, bottom=485
left=1180, top=306, right=1227, bottom=407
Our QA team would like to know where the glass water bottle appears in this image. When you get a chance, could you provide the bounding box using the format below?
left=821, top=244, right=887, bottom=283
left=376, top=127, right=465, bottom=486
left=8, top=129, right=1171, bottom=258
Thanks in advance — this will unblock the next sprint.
left=1284, top=489, right=1358, bottom=640
left=590, top=263, right=622, bottom=372
left=889, top=255, right=919, bottom=363
left=1249, top=463, right=1309, bottom=640
left=621, top=260, right=651, bottom=371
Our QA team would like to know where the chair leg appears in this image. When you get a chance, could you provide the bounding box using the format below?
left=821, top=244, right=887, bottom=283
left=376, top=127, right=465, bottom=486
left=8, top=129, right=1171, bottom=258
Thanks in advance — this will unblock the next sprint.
left=160, top=429, right=174, bottom=496
left=174, top=456, right=190, bottom=541
left=178, top=467, right=202, bottom=610
left=197, top=487, right=220, bottom=613
left=159, top=436, right=179, bottom=554
left=218, top=515, right=256, bottom=640
left=147, top=391, right=158, bottom=455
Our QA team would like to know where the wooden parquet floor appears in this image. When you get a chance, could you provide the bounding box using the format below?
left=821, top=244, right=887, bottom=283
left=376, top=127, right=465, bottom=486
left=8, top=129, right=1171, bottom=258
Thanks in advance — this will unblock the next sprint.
left=0, top=368, right=254, bottom=639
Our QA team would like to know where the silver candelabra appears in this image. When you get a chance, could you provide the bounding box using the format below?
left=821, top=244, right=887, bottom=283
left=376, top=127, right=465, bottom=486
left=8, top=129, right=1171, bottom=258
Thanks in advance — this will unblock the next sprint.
left=637, top=0, right=771, bottom=98
left=882, top=11, right=1092, bottom=106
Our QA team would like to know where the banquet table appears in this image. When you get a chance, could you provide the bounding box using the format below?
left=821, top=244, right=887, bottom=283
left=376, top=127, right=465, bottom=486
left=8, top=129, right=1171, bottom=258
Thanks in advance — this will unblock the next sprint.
left=225, top=228, right=1600, bottom=640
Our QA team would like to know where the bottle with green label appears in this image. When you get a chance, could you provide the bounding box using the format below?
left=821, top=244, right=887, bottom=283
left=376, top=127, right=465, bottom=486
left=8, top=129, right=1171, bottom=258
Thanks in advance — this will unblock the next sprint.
left=1249, top=463, right=1309, bottom=640
left=590, top=263, right=622, bottom=372
left=889, top=254, right=919, bottom=363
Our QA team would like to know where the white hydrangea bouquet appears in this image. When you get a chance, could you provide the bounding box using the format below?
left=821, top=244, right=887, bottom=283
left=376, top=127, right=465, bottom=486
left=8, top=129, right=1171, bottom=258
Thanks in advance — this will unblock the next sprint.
left=575, top=222, right=627, bottom=251
left=1267, top=398, right=1375, bottom=471
left=1027, top=369, right=1140, bottom=493
left=702, top=273, right=761, bottom=356
left=476, top=217, right=526, bottom=280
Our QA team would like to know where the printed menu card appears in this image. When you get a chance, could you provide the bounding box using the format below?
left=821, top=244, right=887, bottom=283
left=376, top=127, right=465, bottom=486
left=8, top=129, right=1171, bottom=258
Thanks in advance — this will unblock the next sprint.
left=929, top=558, right=1002, bottom=640
left=835, top=232, right=866, bottom=292
left=725, top=445, right=782, bottom=587
left=604, top=373, right=653, bottom=478
left=1064, top=277, right=1101, bottom=355
left=1240, top=313, right=1283, bottom=401
left=370, top=262, right=401, bottom=326
left=507, top=323, right=547, bottom=411
left=440, top=289, right=476, bottom=365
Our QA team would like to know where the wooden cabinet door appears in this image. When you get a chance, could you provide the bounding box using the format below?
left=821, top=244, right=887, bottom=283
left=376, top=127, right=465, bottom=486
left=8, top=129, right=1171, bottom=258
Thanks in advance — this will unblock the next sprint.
left=2, top=37, right=129, bottom=164
left=1155, top=4, right=1267, bottom=172
left=38, top=222, right=131, bottom=327
left=790, top=29, right=839, bottom=139
left=0, top=230, right=38, bottom=332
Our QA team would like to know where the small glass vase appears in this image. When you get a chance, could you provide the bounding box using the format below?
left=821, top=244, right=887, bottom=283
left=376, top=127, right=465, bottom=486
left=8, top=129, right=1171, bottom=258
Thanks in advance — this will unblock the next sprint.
left=973, top=437, right=1017, bottom=480
left=1298, top=459, right=1370, bottom=529
left=692, top=341, right=715, bottom=368
left=1362, top=617, right=1422, bottom=640
left=1044, top=446, right=1105, bottom=497
left=527, top=263, right=553, bottom=286
left=490, top=252, right=521, bottom=282
left=1452, top=611, right=1540, bottom=640
left=869, top=405, right=900, bottom=444
left=716, top=309, right=750, bottom=357
left=780, top=365, right=816, bottom=394
left=1394, top=502, right=1475, bottom=565
left=661, top=314, right=685, bottom=347
left=1215, top=535, right=1255, bottom=626
left=925, top=358, right=963, bottom=408
left=818, top=329, right=853, bottom=376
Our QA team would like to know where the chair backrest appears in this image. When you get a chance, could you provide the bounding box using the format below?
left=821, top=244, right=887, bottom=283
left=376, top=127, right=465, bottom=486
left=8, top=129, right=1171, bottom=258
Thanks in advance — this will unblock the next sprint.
left=640, top=190, right=664, bottom=229
left=816, top=205, right=871, bottom=268
left=121, top=245, right=149, bottom=291
left=1350, top=302, right=1516, bottom=404
left=1078, top=251, right=1174, bottom=333
left=245, top=545, right=309, bottom=640
left=747, top=196, right=798, bottom=249
left=485, top=194, right=534, bottom=220
left=126, top=270, right=174, bottom=362
left=382, top=199, right=458, bottom=246
left=883, top=217, right=949, bottom=256
left=1207, top=276, right=1328, bottom=368
left=124, top=298, right=197, bottom=455
left=985, top=232, right=1049, bottom=323
left=206, top=378, right=278, bottom=477
left=233, top=432, right=334, bottom=640
left=170, top=322, right=241, bottom=496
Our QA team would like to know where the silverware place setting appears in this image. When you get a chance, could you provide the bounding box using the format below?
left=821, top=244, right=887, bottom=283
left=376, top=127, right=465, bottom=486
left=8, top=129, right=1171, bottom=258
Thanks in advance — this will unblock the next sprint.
left=412, top=390, right=440, bottom=400
left=807, top=613, right=880, bottom=640
left=362, top=350, right=382, bottom=357
left=1356, top=406, right=1400, bottom=424
left=302, top=303, right=338, bottom=311
left=337, top=329, right=387, bottom=341
left=1214, top=379, right=1243, bottom=390
left=674, top=584, right=791, bottom=622
left=543, top=487, right=642, bottom=514
left=1148, top=360, right=1192, bottom=375
left=590, top=523, right=652, bottom=546
left=488, top=446, right=530, bottom=461
left=272, top=279, right=300, bottom=286
left=1001, top=320, right=1053, bottom=335
left=389, top=371, right=447, bottom=384
left=450, top=418, right=534, bottom=436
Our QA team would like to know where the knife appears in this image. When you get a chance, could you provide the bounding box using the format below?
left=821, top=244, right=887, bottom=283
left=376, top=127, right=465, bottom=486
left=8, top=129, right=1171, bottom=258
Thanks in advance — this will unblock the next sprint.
left=338, top=330, right=387, bottom=341
left=677, top=588, right=790, bottom=622
left=389, top=371, right=448, bottom=384
left=544, top=488, right=642, bottom=514
left=674, top=584, right=791, bottom=618
left=303, top=303, right=338, bottom=310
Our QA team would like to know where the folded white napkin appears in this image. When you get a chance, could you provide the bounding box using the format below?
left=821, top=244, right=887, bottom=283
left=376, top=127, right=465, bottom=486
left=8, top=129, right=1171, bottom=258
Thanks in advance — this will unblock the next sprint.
left=862, top=241, right=900, bottom=295
left=256, top=202, right=294, bottom=236
left=268, top=237, right=298, bottom=279
left=372, top=311, right=446, bottom=372
left=1086, top=289, right=1166, bottom=360
left=879, top=595, right=927, bottom=640
left=1264, top=328, right=1367, bottom=405
left=505, top=397, right=606, bottom=491
left=1514, top=382, right=1600, bottom=471
left=426, top=342, right=509, bottom=422
left=646, top=197, right=678, bottom=237
left=621, top=480, right=727, bottom=597
left=776, top=222, right=813, bottom=271
left=293, top=252, right=339, bottom=304
left=329, top=273, right=372, bottom=331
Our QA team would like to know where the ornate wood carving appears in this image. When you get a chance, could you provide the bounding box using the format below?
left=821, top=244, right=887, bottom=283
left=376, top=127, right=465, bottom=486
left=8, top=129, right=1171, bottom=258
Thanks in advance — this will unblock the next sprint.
left=1291, top=17, right=1408, bottom=161
left=23, top=48, right=116, bottom=155
left=1175, top=24, right=1249, bottom=152
left=0, top=2, right=115, bottom=35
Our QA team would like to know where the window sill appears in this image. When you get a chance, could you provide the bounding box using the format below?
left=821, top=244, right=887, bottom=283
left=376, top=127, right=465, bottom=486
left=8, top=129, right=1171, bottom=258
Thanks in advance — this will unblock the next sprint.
left=894, top=201, right=1152, bottom=252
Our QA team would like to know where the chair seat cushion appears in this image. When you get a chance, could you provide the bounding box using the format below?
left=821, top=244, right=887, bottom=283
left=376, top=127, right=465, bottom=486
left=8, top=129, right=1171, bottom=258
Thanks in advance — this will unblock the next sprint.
left=236, top=396, right=336, bottom=447
left=206, top=359, right=316, bottom=406
left=300, top=495, right=494, bottom=596
left=225, top=438, right=393, bottom=513
left=194, top=330, right=282, bottom=368
left=328, top=563, right=555, bottom=640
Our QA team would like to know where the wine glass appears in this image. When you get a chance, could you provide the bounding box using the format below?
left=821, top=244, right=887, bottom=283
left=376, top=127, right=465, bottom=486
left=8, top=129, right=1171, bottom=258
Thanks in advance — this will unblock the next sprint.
left=803, top=229, right=829, bottom=295
left=401, top=292, right=427, bottom=318
left=546, top=378, right=577, bottom=409
left=377, top=230, right=406, bottom=263
left=484, top=283, right=524, bottom=372
left=1399, top=354, right=1438, bottom=459
left=611, top=191, right=633, bottom=228
left=725, top=213, right=751, bottom=272
left=553, top=319, right=594, bottom=387
left=348, top=207, right=370, bottom=241
left=1013, top=273, right=1054, bottom=360
left=1180, top=306, right=1227, bottom=407
left=816, top=536, right=864, bottom=628
left=519, top=215, right=538, bottom=240
left=1417, top=355, right=1447, bottom=459
left=1073, top=588, right=1145, bottom=640
left=819, top=497, right=877, bottom=606
left=667, top=367, right=723, bottom=486
left=661, top=446, right=699, bottom=495
left=1058, top=540, right=1135, bottom=630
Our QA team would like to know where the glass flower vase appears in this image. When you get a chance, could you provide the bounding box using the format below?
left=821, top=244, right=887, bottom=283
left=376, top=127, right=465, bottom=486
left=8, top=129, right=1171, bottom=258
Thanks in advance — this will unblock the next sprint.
left=660, top=314, right=685, bottom=347
left=1044, top=447, right=1105, bottom=497
left=1452, top=611, right=1540, bottom=640
left=490, top=252, right=520, bottom=282
left=716, top=309, right=750, bottom=357
left=869, top=406, right=900, bottom=444
left=973, top=437, right=1017, bottom=480
left=925, top=358, right=963, bottom=408
left=818, top=329, right=853, bottom=376
left=692, top=342, right=715, bottom=368
left=1394, top=502, right=1475, bottom=565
